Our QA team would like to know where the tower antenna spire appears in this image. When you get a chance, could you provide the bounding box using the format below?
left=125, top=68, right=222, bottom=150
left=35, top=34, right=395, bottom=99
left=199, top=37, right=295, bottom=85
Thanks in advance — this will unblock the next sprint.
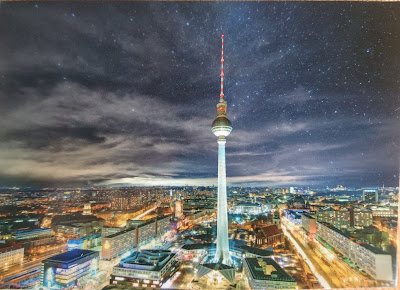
left=220, top=34, right=224, bottom=101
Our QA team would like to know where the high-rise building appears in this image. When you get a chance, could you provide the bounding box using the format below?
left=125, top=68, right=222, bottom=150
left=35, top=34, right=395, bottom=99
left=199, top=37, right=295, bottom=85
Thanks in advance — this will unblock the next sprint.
left=175, top=199, right=183, bottom=219
left=317, top=207, right=373, bottom=229
left=110, top=196, right=130, bottom=210
left=101, top=227, right=137, bottom=260
left=83, top=203, right=92, bottom=215
left=362, top=189, right=379, bottom=203
left=316, top=222, right=392, bottom=281
left=41, top=249, right=99, bottom=289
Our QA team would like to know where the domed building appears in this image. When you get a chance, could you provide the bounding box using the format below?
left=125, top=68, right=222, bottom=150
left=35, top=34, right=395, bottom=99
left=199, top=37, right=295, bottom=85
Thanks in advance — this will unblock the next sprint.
left=287, top=195, right=310, bottom=212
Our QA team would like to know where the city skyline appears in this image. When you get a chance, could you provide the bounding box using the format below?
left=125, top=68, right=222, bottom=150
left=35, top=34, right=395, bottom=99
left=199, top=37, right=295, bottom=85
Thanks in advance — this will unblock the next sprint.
left=0, top=2, right=399, bottom=188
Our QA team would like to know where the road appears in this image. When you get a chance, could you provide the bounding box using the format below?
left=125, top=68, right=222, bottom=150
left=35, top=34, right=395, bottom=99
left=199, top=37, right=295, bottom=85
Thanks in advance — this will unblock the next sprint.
left=134, top=205, right=158, bottom=220
left=162, top=263, right=195, bottom=289
left=282, top=217, right=375, bottom=288
left=0, top=247, right=68, bottom=282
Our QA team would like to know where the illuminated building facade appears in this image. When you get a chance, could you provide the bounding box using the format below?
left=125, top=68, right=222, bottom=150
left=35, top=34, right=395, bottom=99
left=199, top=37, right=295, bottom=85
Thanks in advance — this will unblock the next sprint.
left=156, top=215, right=171, bottom=236
left=287, top=195, right=310, bottom=212
left=362, top=189, right=379, bottom=203
left=369, top=206, right=396, bottom=217
left=0, top=241, right=24, bottom=270
left=232, top=202, right=263, bottom=215
left=110, top=196, right=130, bottom=210
left=110, top=249, right=178, bottom=288
left=101, top=227, right=136, bottom=260
left=83, top=203, right=92, bottom=215
left=137, top=220, right=156, bottom=246
left=317, top=222, right=393, bottom=281
left=317, top=207, right=373, bottom=229
left=18, top=235, right=55, bottom=251
left=255, top=225, right=284, bottom=246
left=40, top=249, right=99, bottom=289
left=174, top=199, right=183, bottom=219
left=353, top=208, right=373, bottom=226
left=12, top=228, right=53, bottom=240
left=54, top=216, right=105, bottom=238
left=244, top=257, right=297, bottom=289
left=301, top=214, right=317, bottom=234
left=102, top=215, right=172, bottom=260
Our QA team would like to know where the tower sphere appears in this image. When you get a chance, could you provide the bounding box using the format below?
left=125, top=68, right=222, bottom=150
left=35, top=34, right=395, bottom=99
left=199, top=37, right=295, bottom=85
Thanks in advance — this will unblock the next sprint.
left=212, top=116, right=232, bottom=137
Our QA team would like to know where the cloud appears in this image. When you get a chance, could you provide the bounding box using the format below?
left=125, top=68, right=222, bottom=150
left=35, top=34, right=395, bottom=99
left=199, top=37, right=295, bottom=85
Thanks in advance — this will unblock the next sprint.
left=0, top=2, right=398, bottom=187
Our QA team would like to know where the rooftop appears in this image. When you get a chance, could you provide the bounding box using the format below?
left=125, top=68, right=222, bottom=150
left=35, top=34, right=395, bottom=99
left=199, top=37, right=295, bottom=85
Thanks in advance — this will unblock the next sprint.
left=137, top=219, right=155, bottom=228
left=234, top=245, right=273, bottom=257
left=0, top=241, right=22, bottom=253
left=43, top=249, right=98, bottom=264
left=245, top=257, right=296, bottom=282
left=106, top=226, right=136, bottom=239
left=301, top=213, right=315, bottom=219
left=235, top=202, right=262, bottom=207
left=117, top=249, right=175, bottom=272
left=258, top=225, right=283, bottom=238
left=318, top=222, right=387, bottom=254
left=181, top=243, right=215, bottom=251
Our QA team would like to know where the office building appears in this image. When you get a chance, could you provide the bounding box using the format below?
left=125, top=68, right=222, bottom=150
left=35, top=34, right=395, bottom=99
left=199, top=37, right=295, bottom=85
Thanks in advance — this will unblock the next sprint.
left=244, top=257, right=297, bottom=289
left=362, top=189, right=379, bottom=203
left=54, top=215, right=105, bottom=238
left=137, top=220, right=156, bottom=246
left=369, top=206, right=396, bottom=217
left=352, top=208, right=373, bottom=227
left=102, top=227, right=137, bottom=260
left=317, top=222, right=393, bottom=281
left=0, top=241, right=24, bottom=270
left=175, top=199, right=183, bottom=219
left=232, top=202, right=263, bottom=215
left=110, top=249, right=178, bottom=288
left=83, top=203, right=92, bottom=215
left=156, top=215, right=171, bottom=236
left=67, top=233, right=101, bottom=250
left=41, top=249, right=99, bottom=289
left=317, top=207, right=372, bottom=229
left=284, top=210, right=303, bottom=226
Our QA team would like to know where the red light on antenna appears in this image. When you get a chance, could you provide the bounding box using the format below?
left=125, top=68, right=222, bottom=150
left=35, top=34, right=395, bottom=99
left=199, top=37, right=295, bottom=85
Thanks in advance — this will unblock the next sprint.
left=222, top=34, right=224, bottom=39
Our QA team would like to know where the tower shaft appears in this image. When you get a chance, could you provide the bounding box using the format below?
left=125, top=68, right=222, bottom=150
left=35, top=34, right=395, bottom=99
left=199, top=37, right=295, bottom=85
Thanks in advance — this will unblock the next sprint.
left=214, top=136, right=232, bottom=265
left=212, top=35, right=232, bottom=266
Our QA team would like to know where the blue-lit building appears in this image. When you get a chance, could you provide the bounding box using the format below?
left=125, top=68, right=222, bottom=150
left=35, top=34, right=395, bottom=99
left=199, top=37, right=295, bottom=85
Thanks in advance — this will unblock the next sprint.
left=40, top=249, right=99, bottom=289
left=67, top=232, right=101, bottom=250
left=12, top=228, right=53, bottom=240
left=284, top=210, right=303, bottom=226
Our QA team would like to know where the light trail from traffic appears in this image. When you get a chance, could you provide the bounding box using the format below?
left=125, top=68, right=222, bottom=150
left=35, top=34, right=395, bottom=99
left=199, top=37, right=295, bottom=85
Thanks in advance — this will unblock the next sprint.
left=282, top=218, right=331, bottom=289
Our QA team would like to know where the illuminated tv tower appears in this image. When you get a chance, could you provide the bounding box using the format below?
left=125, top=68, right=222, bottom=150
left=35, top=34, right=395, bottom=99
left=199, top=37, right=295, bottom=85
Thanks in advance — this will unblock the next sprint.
left=212, top=34, right=233, bottom=265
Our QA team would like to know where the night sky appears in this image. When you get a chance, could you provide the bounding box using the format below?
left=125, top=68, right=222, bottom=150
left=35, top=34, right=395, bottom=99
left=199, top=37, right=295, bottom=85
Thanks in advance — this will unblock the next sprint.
left=0, top=2, right=399, bottom=187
